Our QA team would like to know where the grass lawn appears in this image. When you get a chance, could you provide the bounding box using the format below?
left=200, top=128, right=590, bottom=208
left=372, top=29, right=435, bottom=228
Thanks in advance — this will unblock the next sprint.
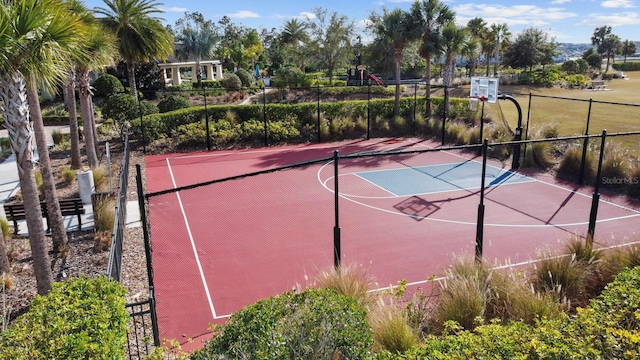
left=481, top=71, right=640, bottom=154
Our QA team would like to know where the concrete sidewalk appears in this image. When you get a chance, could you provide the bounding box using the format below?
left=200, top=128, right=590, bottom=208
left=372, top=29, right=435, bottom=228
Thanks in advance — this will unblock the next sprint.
left=1, top=126, right=140, bottom=235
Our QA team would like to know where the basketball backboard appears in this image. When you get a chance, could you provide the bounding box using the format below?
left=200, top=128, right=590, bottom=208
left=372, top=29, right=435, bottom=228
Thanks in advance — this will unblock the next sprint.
left=470, top=77, right=499, bottom=103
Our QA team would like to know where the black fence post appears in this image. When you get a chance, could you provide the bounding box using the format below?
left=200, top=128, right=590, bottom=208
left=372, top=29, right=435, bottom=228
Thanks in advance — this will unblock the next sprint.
left=367, top=82, right=371, bottom=140
left=579, top=98, right=593, bottom=184
left=587, top=130, right=607, bottom=245
left=317, top=84, right=321, bottom=143
left=413, top=82, right=417, bottom=136
left=204, top=86, right=211, bottom=151
left=263, top=87, right=268, bottom=147
left=522, top=92, right=533, bottom=164
left=475, top=139, right=488, bottom=262
left=477, top=100, right=485, bottom=155
left=136, top=164, right=159, bottom=347
left=333, top=150, right=341, bottom=269
left=441, top=86, right=448, bottom=146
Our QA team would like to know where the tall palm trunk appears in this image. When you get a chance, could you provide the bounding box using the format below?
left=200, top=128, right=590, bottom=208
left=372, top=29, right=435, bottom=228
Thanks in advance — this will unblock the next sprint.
left=443, top=58, right=454, bottom=117
left=0, top=72, right=53, bottom=295
left=425, top=55, right=433, bottom=117
left=393, top=48, right=402, bottom=118
left=126, top=60, right=137, bottom=97
left=66, top=71, right=82, bottom=169
left=26, top=77, right=68, bottom=253
left=78, top=69, right=98, bottom=167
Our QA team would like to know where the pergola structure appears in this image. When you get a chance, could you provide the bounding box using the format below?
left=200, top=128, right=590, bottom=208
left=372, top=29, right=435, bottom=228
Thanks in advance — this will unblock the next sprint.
left=158, top=60, right=223, bottom=86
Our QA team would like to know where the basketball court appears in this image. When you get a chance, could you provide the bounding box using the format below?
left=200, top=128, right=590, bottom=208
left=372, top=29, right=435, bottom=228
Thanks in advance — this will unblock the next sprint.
left=143, top=137, right=640, bottom=346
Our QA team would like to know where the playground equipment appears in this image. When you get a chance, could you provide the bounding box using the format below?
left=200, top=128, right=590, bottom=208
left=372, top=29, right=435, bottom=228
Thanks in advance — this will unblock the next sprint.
left=346, top=66, right=384, bottom=86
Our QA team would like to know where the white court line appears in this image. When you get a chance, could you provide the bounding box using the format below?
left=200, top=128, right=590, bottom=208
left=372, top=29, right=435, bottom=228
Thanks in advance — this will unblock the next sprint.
left=166, top=158, right=219, bottom=320
left=368, top=240, right=640, bottom=293
left=317, top=152, right=640, bottom=227
left=414, top=142, right=640, bottom=215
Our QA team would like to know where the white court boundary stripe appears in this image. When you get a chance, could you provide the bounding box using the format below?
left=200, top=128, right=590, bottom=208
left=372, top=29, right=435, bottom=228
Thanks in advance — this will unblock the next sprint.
left=368, top=240, right=640, bottom=293
left=317, top=161, right=640, bottom=227
left=166, top=158, right=219, bottom=319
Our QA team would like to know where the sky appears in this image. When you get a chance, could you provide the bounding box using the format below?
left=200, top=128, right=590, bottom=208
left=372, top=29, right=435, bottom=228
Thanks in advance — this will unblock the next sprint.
left=83, top=0, right=640, bottom=44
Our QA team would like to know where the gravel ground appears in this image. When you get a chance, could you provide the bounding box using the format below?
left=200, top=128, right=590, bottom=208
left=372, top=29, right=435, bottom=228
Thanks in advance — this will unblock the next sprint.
left=1, top=136, right=150, bottom=331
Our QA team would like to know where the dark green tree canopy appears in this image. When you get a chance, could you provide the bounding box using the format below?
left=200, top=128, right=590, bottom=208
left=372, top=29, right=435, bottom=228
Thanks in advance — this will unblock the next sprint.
left=502, top=27, right=558, bottom=71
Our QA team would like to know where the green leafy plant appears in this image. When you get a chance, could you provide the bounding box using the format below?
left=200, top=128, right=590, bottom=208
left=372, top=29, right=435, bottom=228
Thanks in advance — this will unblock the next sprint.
left=92, top=73, right=125, bottom=98
left=157, top=95, right=190, bottom=113
left=192, top=288, right=373, bottom=360
left=61, top=166, right=76, bottom=185
left=0, top=276, right=128, bottom=359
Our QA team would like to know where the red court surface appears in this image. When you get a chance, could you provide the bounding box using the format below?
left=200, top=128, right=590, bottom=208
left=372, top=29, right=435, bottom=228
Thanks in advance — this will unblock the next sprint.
left=144, top=138, right=640, bottom=349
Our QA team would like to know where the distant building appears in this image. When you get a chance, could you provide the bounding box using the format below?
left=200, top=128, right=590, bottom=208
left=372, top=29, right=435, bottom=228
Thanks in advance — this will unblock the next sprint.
left=158, top=60, right=223, bottom=86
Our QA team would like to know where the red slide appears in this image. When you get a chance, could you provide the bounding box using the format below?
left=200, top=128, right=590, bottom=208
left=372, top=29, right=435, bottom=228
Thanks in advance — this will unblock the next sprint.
left=368, top=74, right=384, bottom=86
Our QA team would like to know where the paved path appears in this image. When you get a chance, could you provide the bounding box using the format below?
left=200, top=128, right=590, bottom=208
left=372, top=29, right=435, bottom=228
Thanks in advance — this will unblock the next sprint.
left=1, top=126, right=140, bottom=235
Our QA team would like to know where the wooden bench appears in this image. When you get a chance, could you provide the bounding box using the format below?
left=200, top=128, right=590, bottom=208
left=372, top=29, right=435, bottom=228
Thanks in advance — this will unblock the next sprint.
left=3, top=198, right=85, bottom=234
left=591, top=80, right=606, bottom=90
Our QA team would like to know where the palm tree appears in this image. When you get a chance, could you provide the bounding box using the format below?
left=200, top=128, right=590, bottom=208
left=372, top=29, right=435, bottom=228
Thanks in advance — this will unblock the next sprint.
left=466, top=17, right=486, bottom=76
left=620, top=40, right=637, bottom=65
left=413, top=0, right=455, bottom=117
left=94, top=0, right=174, bottom=96
left=481, top=29, right=496, bottom=76
left=242, top=29, right=264, bottom=72
left=440, top=23, right=470, bottom=115
left=175, top=24, right=218, bottom=87
left=75, top=21, right=117, bottom=167
left=281, top=18, right=310, bottom=71
left=65, top=0, right=108, bottom=169
left=371, top=8, right=421, bottom=117
left=491, top=23, right=510, bottom=77
left=0, top=0, right=85, bottom=295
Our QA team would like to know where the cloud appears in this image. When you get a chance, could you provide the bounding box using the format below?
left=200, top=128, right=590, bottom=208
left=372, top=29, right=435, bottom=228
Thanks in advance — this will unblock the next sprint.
left=226, top=10, right=260, bottom=19
left=297, top=12, right=316, bottom=20
left=551, top=0, right=571, bottom=4
left=164, top=7, right=187, bottom=13
left=454, top=4, right=578, bottom=27
left=601, top=0, right=635, bottom=8
left=577, top=11, right=640, bottom=26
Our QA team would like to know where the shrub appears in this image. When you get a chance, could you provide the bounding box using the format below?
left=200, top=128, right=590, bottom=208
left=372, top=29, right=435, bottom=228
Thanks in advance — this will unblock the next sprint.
left=315, top=264, right=377, bottom=311
left=192, top=288, right=373, bottom=360
left=556, top=146, right=596, bottom=184
left=235, top=68, right=254, bottom=88
left=369, top=305, right=418, bottom=353
left=92, top=73, right=124, bottom=98
left=102, top=93, right=139, bottom=123
left=0, top=217, right=9, bottom=239
left=0, top=276, right=128, bottom=359
left=51, top=130, right=69, bottom=145
left=157, top=95, right=190, bottom=113
left=91, top=166, right=109, bottom=193
left=522, top=142, right=554, bottom=169
left=628, top=163, right=640, bottom=198
left=93, top=194, right=115, bottom=232
left=61, top=166, right=76, bottom=185
left=600, top=143, right=631, bottom=189
left=220, top=73, right=242, bottom=90
left=531, top=252, right=590, bottom=309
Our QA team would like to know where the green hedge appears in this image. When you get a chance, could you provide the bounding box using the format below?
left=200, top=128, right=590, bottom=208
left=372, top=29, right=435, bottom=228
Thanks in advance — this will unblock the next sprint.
left=612, top=62, right=640, bottom=71
left=0, top=276, right=128, bottom=359
left=132, top=96, right=475, bottom=146
left=192, top=288, right=373, bottom=360
left=373, top=265, right=640, bottom=359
